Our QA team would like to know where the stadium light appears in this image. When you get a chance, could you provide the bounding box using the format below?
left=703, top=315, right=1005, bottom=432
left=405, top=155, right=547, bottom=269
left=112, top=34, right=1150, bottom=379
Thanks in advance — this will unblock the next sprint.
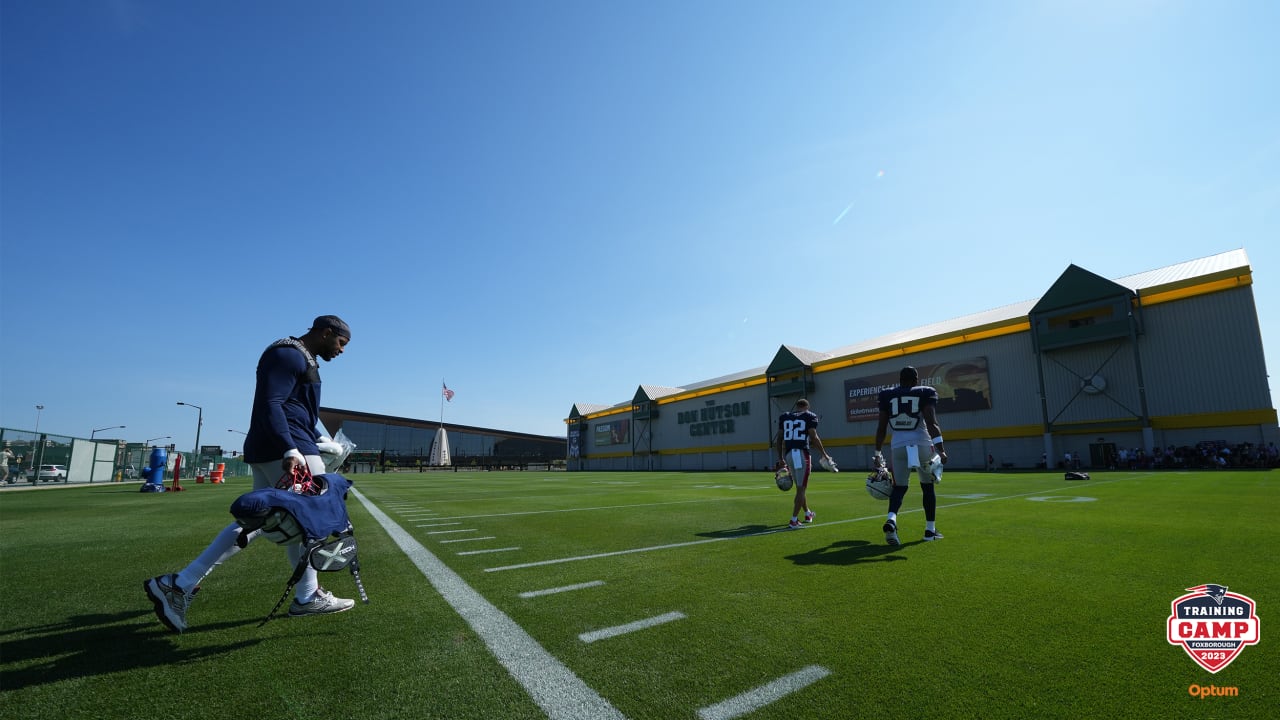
left=176, top=402, right=203, bottom=458
left=91, top=425, right=126, bottom=440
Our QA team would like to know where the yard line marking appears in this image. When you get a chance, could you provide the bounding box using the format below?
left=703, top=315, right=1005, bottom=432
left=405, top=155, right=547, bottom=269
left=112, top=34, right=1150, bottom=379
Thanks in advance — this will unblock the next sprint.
left=485, top=476, right=1138, bottom=573
left=414, top=499, right=708, bottom=521
left=428, top=528, right=478, bottom=535
left=697, top=665, right=830, bottom=720
left=486, top=538, right=730, bottom=572
left=579, top=611, right=685, bottom=644
left=352, top=488, right=626, bottom=720
left=416, top=522, right=462, bottom=528
left=441, top=536, right=498, bottom=544
left=520, top=581, right=606, bottom=599
left=458, top=547, right=521, bottom=556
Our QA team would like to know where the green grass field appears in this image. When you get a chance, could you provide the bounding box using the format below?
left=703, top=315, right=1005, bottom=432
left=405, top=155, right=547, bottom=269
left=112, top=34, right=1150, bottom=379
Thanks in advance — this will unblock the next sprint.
left=1, top=469, right=1276, bottom=719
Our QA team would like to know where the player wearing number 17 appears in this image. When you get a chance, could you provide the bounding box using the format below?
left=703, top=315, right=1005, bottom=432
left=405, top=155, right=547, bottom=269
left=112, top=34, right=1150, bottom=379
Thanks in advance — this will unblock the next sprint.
left=775, top=398, right=835, bottom=530
left=874, top=366, right=948, bottom=545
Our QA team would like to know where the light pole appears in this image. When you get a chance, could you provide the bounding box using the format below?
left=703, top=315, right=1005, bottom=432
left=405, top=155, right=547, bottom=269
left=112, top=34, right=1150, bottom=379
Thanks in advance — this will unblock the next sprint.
left=144, top=436, right=171, bottom=448
left=34, top=405, right=44, bottom=434
left=227, top=429, right=247, bottom=436
left=176, top=401, right=203, bottom=461
left=91, top=425, right=126, bottom=440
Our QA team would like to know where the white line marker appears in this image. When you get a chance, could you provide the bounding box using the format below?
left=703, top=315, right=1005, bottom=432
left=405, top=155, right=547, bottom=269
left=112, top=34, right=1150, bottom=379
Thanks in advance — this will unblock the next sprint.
left=428, top=528, right=477, bottom=535
left=487, top=538, right=729, bottom=573
left=697, top=665, right=830, bottom=720
left=440, top=536, right=497, bottom=544
left=519, top=581, right=605, bottom=598
left=579, top=611, right=685, bottom=644
left=351, top=489, right=625, bottom=720
left=416, top=522, right=462, bottom=528
left=457, top=547, right=521, bottom=556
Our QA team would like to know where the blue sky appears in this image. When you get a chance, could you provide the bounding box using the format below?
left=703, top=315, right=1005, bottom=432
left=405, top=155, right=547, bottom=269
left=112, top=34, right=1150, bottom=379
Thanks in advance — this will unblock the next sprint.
left=2, top=0, right=1277, bottom=450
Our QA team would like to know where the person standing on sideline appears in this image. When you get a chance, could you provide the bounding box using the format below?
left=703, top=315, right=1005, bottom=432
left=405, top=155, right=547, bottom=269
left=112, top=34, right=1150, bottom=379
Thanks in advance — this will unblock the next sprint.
left=1, top=444, right=13, bottom=484
left=874, top=366, right=948, bottom=545
left=145, top=315, right=354, bottom=633
left=775, top=398, right=834, bottom=530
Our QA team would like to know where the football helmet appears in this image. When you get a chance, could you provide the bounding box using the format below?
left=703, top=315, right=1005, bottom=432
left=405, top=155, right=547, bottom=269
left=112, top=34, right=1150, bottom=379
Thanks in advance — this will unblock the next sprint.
left=866, top=468, right=894, bottom=500
left=775, top=465, right=793, bottom=491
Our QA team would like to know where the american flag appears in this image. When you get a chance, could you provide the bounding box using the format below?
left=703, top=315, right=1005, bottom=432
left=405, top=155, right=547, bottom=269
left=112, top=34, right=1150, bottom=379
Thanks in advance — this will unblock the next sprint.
left=442, top=383, right=455, bottom=402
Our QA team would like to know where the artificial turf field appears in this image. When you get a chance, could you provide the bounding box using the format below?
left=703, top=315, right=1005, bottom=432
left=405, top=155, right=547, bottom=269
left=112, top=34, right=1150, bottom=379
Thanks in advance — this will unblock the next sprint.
left=1, top=469, right=1275, bottom=719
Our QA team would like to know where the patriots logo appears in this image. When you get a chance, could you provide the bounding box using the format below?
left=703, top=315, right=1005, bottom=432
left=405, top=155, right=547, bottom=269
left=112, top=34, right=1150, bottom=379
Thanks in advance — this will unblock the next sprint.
left=1204, top=584, right=1229, bottom=605
left=1186, top=584, right=1229, bottom=605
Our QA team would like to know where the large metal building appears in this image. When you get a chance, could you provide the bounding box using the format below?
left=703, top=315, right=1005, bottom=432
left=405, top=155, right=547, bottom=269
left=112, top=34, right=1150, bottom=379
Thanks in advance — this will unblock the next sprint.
left=319, top=407, right=565, bottom=470
left=565, top=249, right=1278, bottom=472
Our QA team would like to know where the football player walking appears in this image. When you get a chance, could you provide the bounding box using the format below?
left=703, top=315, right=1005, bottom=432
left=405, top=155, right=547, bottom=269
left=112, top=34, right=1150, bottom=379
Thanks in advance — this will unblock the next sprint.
left=144, top=315, right=355, bottom=632
left=873, top=366, right=948, bottom=545
left=775, top=399, right=835, bottom=529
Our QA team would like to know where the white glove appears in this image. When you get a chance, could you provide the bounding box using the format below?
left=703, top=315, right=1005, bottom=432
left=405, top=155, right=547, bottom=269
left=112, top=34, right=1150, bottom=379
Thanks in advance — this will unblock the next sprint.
left=317, top=441, right=343, bottom=456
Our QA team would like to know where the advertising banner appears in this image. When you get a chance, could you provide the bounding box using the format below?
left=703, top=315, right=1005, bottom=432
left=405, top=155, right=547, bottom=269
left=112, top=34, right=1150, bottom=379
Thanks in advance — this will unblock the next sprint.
left=845, top=357, right=991, bottom=422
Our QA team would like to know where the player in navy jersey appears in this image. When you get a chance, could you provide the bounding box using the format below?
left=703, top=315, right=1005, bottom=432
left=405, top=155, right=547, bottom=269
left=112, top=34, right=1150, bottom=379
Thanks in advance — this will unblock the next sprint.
left=775, top=399, right=834, bottom=529
left=145, top=315, right=354, bottom=633
left=874, top=366, right=948, bottom=544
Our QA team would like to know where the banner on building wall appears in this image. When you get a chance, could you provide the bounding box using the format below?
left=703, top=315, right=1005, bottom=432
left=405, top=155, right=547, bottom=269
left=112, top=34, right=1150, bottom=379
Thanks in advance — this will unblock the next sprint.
left=594, top=419, right=631, bottom=447
left=568, top=431, right=581, bottom=458
left=845, top=357, right=992, bottom=422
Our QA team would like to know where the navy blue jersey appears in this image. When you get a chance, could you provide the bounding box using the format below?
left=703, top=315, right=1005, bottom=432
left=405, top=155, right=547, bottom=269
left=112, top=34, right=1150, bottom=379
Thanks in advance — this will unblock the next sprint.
left=243, top=338, right=322, bottom=464
left=778, top=410, right=819, bottom=452
left=230, top=474, right=353, bottom=542
left=877, top=385, right=939, bottom=447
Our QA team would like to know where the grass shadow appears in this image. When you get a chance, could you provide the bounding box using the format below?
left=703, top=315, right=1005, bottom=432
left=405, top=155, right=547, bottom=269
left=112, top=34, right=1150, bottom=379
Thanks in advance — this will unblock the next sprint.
left=0, top=610, right=263, bottom=691
left=785, top=538, right=926, bottom=566
left=694, top=524, right=772, bottom=539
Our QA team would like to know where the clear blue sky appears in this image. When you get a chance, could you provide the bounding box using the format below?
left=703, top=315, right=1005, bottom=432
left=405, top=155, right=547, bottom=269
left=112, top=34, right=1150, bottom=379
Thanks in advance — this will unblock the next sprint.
left=2, top=1, right=1277, bottom=451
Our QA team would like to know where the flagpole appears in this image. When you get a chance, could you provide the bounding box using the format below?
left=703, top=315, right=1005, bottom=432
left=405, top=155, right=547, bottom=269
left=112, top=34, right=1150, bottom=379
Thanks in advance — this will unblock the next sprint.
left=439, top=378, right=446, bottom=427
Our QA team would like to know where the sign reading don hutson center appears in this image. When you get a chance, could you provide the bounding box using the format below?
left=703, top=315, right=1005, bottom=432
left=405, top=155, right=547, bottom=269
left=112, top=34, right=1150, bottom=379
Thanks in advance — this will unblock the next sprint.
left=678, top=401, right=750, bottom=436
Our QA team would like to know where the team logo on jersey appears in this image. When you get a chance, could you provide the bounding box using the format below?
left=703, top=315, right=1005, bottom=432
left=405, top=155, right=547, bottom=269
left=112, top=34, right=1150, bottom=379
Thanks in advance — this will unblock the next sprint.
left=1166, top=584, right=1260, bottom=673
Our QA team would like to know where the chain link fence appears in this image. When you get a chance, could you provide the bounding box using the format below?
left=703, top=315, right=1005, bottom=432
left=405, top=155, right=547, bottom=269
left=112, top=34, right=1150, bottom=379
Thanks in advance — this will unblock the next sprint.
left=0, top=427, right=250, bottom=487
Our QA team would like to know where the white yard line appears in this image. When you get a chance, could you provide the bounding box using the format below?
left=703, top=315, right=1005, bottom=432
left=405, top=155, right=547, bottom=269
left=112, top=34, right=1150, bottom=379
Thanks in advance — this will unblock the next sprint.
left=578, top=611, right=685, bottom=644
left=457, top=547, right=521, bottom=556
left=696, top=665, right=831, bottom=720
left=440, top=536, right=498, bottom=544
left=352, top=488, right=626, bottom=720
left=418, top=498, right=709, bottom=521
left=519, top=581, right=606, bottom=598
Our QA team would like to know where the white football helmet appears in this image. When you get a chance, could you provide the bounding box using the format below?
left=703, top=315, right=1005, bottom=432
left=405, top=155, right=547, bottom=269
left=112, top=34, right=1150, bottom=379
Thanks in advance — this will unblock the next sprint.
left=775, top=466, right=793, bottom=491
left=866, top=468, right=894, bottom=500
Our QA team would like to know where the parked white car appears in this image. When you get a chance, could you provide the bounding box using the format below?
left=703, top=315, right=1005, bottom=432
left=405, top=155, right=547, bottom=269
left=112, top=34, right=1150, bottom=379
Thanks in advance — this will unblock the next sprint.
left=31, top=464, right=68, bottom=482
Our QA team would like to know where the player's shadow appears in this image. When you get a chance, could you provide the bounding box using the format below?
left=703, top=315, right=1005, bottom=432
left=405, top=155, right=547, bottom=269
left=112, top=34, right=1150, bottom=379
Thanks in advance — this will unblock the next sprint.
left=695, top=524, right=772, bottom=539
left=0, top=610, right=263, bottom=691
left=785, top=538, right=924, bottom=566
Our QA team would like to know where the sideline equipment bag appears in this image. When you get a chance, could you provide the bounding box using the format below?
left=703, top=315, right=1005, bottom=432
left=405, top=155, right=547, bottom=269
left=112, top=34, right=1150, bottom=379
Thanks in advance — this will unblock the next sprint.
left=230, top=472, right=369, bottom=624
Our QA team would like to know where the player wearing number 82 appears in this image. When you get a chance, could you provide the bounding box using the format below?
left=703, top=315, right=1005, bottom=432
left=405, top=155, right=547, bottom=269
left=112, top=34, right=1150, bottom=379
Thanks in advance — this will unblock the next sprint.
left=775, top=398, right=834, bottom=530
